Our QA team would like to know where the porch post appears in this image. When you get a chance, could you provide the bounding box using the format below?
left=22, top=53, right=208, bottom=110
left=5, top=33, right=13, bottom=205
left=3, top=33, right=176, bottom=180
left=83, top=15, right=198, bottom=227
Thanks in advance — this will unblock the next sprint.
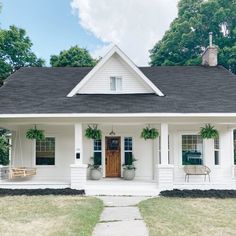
left=157, top=123, right=174, bottom=190
left=161, top=123, right=169, bottom=165
left=70, top=123, right=87, bottom=189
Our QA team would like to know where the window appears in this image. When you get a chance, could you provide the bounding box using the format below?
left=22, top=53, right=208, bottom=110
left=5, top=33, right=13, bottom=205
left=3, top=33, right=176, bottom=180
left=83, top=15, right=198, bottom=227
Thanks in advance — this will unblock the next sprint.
left=124, top=137, right=132, bottom=165
left=214, top=137, right=220, bottom=165
left=234, top=130, right=236, bottom=165
left=182, top=135, right=203, bottom=165
left=36, top=137, right=55, bottom=165
left=110, top=76, right=122, bottom=92
left=94, top=139, right=102, bottom=165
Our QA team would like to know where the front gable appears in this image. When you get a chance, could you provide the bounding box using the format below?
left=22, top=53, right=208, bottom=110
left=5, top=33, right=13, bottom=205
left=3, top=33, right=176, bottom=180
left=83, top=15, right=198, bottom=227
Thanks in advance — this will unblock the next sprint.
left=67, top=46, right=164, bottom=96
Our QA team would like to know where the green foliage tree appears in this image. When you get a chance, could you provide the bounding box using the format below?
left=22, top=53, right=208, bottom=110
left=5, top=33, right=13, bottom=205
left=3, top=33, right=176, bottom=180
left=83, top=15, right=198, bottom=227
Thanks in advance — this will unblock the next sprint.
left=0, top=25, right=45, bottom=83
left=150, top=0, right=236, bottom=73
left=0, top=129, right=10, bottom=166
left=50, top=45, right=96, bottom=67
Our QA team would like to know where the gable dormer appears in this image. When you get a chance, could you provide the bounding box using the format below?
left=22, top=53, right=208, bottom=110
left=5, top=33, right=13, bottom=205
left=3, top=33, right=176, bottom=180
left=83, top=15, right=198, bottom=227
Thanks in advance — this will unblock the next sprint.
left=67, top=45, right=164, bottom=97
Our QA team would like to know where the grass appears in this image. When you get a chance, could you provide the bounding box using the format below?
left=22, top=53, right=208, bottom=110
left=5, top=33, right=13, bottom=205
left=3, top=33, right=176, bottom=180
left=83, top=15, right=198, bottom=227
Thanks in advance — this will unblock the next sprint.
left=139, top=197, right=236, bottom=236
left=0, top=195, right=103, bottom=236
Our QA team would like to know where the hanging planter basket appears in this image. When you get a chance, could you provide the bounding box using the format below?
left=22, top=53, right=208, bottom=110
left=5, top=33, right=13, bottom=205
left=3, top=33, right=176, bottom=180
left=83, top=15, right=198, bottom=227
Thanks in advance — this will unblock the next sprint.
left=200, top=124, right=219, bottom=139
left=26, top=126, right=45, bottom=141
left=85, top=125, right=102, bottom=140
left=141, top=126, right=159, bottom=140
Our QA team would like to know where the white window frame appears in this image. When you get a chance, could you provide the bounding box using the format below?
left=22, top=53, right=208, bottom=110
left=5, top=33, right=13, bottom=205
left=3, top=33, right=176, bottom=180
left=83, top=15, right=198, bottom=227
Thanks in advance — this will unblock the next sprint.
left=214, top=137, right=220, bottom=165
left=180, top=132, right=204, bottom=166
left=93, top=139, right=102, bottom=165
left=124, top=137, right=133, bottom=163
left=110, top=76, right=122, bottom=92
left=34, top=136, right=56, bottom=167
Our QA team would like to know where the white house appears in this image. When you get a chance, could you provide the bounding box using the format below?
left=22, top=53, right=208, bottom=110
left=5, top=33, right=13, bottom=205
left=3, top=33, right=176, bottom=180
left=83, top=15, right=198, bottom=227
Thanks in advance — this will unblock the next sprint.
left=0, top=41, right=236, bottom=196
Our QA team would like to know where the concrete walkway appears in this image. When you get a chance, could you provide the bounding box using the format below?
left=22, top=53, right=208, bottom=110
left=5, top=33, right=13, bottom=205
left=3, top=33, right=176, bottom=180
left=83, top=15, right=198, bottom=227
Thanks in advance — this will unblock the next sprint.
left=92, top=196, right=149, bottom=236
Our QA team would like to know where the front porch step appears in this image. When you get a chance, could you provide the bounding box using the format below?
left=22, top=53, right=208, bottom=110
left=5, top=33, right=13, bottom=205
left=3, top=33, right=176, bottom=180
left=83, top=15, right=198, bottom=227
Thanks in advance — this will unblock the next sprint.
left=85, top=180, right=160, bottom=196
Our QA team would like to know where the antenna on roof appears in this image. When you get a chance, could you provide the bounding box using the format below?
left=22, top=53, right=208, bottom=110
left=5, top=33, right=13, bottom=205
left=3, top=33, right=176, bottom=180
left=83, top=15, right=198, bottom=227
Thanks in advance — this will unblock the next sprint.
left=209, top=32, right=213, bottom=47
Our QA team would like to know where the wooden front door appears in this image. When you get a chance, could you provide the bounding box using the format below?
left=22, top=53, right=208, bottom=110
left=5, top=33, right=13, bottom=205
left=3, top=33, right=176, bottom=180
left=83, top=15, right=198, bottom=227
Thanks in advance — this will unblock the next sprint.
left=105, top=137, right=121, bottom=177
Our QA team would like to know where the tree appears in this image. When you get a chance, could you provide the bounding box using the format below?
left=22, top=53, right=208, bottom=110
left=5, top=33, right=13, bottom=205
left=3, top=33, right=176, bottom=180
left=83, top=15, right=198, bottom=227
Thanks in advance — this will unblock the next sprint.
left=0, top=25, right=45, bottom=83
left=150, top=0, right=236, bottom=73
left=50, top=45, right=96, bottom=67
left=0, top=129, right=10, bottom=166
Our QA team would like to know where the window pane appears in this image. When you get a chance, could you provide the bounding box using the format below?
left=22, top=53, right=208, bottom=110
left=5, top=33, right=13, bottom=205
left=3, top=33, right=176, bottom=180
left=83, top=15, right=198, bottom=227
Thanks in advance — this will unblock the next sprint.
left=124, top=137, right=132, bottom=151
left=125, top=152, right=133, bottom=165
left=94, top=152, right=102, bottom=165
left=107, top=138, right=120, bottom=150
left=110, top=77, right=116, bottom=91
left=182, top=135, right=203, bottom=165
left=116, top=77, right=122, bottom=91
left=94, top=139, right=101, bottom=151
left=214, top=151, right=219, bottom=165
left=214, top=138, right=219, bottom=149
left=36, top=137, right=55, bottom=165
left=234, top=130, right=236, bottom=165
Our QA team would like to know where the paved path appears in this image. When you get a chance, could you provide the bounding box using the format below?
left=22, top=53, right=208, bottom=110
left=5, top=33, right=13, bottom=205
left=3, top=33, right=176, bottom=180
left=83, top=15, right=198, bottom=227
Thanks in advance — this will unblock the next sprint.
left=92, top=196, right=149, bottom=236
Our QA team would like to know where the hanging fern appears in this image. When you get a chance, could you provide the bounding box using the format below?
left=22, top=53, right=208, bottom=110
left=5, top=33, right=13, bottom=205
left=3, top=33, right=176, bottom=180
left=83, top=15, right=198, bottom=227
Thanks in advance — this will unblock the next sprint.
left=141, top=127, right=159, bottom=140
left=200, top=124, right=219, bottom=139
left=85, top=125, right=102, bottom=140
left=26, top=126, right=45, bottom=141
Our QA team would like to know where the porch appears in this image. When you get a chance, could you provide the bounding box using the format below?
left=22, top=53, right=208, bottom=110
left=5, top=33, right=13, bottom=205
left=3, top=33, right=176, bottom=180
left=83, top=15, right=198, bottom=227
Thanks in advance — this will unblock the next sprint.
left=0, top=117, right=236, bottom=195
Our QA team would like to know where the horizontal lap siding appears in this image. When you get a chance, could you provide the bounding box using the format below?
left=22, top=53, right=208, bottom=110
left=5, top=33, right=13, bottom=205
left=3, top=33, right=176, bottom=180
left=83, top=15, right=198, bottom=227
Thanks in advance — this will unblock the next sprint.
left=79, top=53, right=153, bottom=94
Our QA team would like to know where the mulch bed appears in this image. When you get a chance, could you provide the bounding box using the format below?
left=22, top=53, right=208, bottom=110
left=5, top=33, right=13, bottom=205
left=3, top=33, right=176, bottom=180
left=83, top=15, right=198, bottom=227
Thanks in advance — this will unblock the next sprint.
left=0, top=188, right=85, bottom=196
left=160, top=189, right=236, bottom=198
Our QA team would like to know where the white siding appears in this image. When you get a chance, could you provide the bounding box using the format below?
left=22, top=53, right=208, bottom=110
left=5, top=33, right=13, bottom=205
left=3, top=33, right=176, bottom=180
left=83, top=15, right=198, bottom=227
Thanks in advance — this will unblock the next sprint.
left=78, top=53, right=154, bottom=94
left=83, top=124, right=156, bottom=180
left=171, top=124, right=234, bottom=184
left=11, top=124, right=74, bottom=183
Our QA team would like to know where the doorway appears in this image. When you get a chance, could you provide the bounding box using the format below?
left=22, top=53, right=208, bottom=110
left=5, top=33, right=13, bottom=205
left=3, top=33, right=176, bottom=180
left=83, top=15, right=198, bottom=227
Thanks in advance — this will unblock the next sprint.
left=105, top=137, right=121, bottom=177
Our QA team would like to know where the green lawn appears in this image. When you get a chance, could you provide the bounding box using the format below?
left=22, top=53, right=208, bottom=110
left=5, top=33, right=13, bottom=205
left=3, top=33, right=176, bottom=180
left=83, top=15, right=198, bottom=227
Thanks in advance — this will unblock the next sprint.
left=0, top=195, right=103, bottom=236
left=139, top=197, right=236, bottom=236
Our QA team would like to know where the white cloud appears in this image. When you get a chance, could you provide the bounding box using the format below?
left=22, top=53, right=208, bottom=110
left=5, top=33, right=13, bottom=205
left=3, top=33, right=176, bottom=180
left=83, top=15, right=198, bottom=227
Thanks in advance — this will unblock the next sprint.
left=71, top=0, right=178, bottom=65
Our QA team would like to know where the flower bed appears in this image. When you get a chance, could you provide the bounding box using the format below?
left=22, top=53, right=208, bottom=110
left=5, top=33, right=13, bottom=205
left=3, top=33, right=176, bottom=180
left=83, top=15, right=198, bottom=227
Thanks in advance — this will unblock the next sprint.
left=160, top=189, right=236, bottom=198
left=0, top=188, right=85, bottom=196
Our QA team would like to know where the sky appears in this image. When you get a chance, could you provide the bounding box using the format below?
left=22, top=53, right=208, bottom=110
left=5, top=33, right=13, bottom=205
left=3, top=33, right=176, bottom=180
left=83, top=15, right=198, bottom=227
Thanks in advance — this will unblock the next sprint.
left=0, top=0, right=178, bottom=66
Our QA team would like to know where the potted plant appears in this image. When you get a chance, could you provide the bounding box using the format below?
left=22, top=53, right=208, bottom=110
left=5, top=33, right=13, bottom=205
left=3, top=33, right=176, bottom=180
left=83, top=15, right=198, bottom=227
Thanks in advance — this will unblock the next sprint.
left=88, top=157, right=102, bottom=180
left=26, top=125, right=45, bottom=141
left=85, top=125, right=102, bottom=140
left=141, top=126, right=159, bottom=140
left=122, top=156, right=137, bottom=180
left=200, top=124, right=219, bottom=139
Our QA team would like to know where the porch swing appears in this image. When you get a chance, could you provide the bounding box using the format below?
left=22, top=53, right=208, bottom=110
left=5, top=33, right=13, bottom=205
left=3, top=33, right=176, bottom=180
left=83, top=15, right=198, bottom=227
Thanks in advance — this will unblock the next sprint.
left=9, top=128, right=36, bottom=179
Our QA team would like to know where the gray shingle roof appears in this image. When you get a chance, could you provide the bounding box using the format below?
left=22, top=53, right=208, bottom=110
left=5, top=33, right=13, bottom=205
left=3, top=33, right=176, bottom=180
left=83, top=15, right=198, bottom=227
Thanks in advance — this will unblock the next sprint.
left=0, top=65, right=236, bottom=114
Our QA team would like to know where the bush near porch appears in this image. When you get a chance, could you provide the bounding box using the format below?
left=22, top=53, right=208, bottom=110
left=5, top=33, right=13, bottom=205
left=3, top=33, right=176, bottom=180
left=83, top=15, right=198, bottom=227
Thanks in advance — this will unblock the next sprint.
left=0, top=195, right=103, bottom=236
left=139, top=197, right=236, bottom=236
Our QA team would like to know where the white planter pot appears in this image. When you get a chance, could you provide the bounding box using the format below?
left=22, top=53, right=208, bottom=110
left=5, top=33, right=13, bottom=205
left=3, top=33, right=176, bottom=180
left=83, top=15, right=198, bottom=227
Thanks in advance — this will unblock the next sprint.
left=90, top=168, right=102, bottom=180
left=123, top=169, right=135, bottom=180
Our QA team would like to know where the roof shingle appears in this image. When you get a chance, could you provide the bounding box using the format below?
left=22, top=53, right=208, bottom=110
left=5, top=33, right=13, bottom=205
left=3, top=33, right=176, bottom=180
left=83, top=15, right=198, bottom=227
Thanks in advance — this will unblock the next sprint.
left=0, top=65, right=236, bottom=114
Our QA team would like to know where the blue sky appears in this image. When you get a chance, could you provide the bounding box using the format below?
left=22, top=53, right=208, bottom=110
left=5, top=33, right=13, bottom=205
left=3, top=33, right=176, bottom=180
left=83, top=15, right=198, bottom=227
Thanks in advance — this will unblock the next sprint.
left=0, top=0, right=178, bottom=66
left=0, top=0, right=104, bottom=65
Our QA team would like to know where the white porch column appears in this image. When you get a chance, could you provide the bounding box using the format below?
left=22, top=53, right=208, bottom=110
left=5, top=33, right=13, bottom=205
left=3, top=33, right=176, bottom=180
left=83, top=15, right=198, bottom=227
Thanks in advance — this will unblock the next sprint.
left=161, top=123, right=169, bottom=165
left=70, top=123, right=87, bottom=189
left=157, top=123, right=174, bottom=190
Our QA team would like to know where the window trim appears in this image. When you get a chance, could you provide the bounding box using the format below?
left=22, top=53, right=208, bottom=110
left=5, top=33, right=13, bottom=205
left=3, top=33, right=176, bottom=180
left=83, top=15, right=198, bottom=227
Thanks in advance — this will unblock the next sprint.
left=93, top=139, right=102, bottom=166
left=214, top=137, right=220, bottom=166
left=180, top=132, right=204, bottom=166
left=110, top=76, right=122, bottom=92
left=34, top=136, right=56, bottom=167
left=124, top=137, right=133, bottom=165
